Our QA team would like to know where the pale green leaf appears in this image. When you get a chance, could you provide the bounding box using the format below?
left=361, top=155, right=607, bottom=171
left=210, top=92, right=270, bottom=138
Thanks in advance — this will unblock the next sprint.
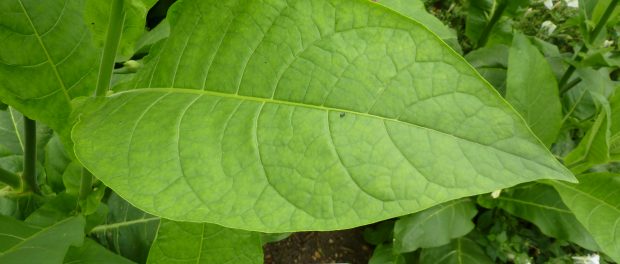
left=376, top=0, right=461, bottom=53
left=64, top=239, right=135, bottom=264
left=73, top=0, right=574, bottom=232
left=0, top=215, right=85, bottom=263
left=506, top=33, right=562, bottom=147
left=0, top=0, right=99, bottom=136
left=147, top=220, right=262, bottom=264
left=552, top=173, right=620, bottom=262
left=394, top=199, right=476, bottom=253
left=84, top=0, right=158, bottom=61
left=419, top=236, right=493, bottom=264
left=478, top=183, right=599, bottom=250
left=44, top=133, right=72, bottom=192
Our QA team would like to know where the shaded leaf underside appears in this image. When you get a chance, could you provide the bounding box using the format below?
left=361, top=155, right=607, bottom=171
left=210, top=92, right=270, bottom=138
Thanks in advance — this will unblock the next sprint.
left=73, top=0, right=574, bottom=232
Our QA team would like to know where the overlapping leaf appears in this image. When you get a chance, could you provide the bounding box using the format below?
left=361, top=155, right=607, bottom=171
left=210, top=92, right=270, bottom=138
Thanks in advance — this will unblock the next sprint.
left=64, top=239, right=135, bottom=264
left=0, top=215, right=84, bottom=263
left=506, top=33, right=562, bottom=147
left=0, top=0, right=99, bottom=136
left=419, top=236, right=493, bottom=264
left=394, top=199, right=477, bottom=253
left=478, top=183, right=599, bottom=250
left=73, top=0, right=574, bottom=232
left=553, top=173, right=620, bottom=262
left=147, top=220, right=262, bottom=264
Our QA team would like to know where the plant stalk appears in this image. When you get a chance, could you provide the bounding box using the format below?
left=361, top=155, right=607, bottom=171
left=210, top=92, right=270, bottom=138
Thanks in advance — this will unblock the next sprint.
left=476, top=0, right=508, bottom=49
left=81, top=0, right=125, bottom=202
left=23, top=117, right=39, bottom=194
left=559, top=0, right=619, bottom=95
left=0, top=167, right=21, bottom=190
left=95, top=0, right=126, bottom=96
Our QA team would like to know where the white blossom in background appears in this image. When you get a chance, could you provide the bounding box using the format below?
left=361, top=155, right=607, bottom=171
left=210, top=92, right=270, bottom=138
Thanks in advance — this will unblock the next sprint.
left=565, top=0, right=579, bottom=8
left=604, top=39, right=614, bottom=47
left=540, top=20, right=557, bottom=35
left=572, top=254, right=600, bottom=264
left=491, top=189, right=502, bottom=199
left=544, top=0, right=554, bottom=9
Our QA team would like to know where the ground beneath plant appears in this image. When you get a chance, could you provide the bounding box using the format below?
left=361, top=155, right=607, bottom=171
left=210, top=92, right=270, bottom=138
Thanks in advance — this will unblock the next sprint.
left=263, top=228, right=373, bottom=264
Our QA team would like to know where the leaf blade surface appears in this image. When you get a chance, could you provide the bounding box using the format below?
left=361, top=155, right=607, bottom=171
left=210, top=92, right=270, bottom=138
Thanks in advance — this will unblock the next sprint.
left=73, top=0, right=575, bottom=232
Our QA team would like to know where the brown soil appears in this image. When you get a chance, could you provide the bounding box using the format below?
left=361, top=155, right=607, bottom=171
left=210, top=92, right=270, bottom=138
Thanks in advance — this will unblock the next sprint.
left=263, top=228, right=374, bottom=264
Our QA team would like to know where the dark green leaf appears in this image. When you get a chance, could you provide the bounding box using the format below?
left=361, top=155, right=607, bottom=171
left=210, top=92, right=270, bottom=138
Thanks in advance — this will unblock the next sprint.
left=478, top=183, right=599, bottom=250
left=419, top=236, right=493, bottom=264
left=92, top=193, right=159, bottom=264
left=506, top=33, right=562, bottom=147
left=465, top=44, right=509, bottom=95
left=64, top=239, right=135, bottom=264
left=0, top=215, right=85, bottom=263
left=394, top=199, right=476, bottom=253
left=147, top=220, right=263, bottom=264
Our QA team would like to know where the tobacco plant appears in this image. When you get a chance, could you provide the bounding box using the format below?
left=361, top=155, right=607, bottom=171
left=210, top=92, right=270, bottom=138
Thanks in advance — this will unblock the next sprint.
left=0, top=0, right=618, bottom=263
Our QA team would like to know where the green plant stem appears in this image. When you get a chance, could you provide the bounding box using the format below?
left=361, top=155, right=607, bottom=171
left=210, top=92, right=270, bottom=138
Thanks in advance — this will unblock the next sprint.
left=81, top=0, right=125, bottom=202
left=23, top=117, right=39, bottom=194
left=95, top=0, right=126, bottom=96
left=0, top=167, right=21, bottom=190
left=476, top=1, right=507, bottom=49
left=559, top=0, right=619, bottom=95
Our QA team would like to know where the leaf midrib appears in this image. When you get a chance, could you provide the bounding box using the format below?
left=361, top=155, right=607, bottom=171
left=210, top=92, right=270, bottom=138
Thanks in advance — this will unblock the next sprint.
left=17, top=0, right=71, bottom=104
left=110, top=88, right=566, bottom=175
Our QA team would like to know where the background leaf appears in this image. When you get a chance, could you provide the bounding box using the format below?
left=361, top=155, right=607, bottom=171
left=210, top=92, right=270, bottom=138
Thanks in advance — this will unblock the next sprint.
left=552, top=173, right=620, bottom=262
left=74, top=0, right=574, bottom=232
left=0, top=0, right=99, bottom=136
left=84, top=0, right=158, bottom=61
left=506, top=33, right=562, bottom=147
left=477, top=183, right=599, bottom=250
left=375, top=0, right=462, bottom=53
left=147, top=220, right=263, bottom=264
left=393, top=199, right=477, bottom=253
left=0, top=215, right=85, bottom=263
left=64, top=239, right=135, bottom=264
left=419, top=236, right=493, bottom=264
left=92, top=193, right=159, bottom=264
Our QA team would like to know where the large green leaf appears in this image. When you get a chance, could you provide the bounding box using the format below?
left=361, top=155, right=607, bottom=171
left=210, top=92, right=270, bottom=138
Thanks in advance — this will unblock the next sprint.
left=73, top=0, right=574, bottom=232
left=506, top=33, right=562, bottom=147
left=552, top=173, right=620, bottom=262
left=419, top=236, right=493, bottom=264
left=477, top=183, right=599, bottom=250
left=394, top=199, right=477, bottom=253
left=0, top=215, right=85, bottom=263
left=64, top=239, right=135, bottom=264
left=0, top=0, right=99, bottom=136
left=147, top=220, right=262, bottom=264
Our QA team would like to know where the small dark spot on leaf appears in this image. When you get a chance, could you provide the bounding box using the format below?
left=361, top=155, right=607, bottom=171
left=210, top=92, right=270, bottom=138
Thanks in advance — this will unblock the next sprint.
left=339, top=112, right=345, bottom=118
